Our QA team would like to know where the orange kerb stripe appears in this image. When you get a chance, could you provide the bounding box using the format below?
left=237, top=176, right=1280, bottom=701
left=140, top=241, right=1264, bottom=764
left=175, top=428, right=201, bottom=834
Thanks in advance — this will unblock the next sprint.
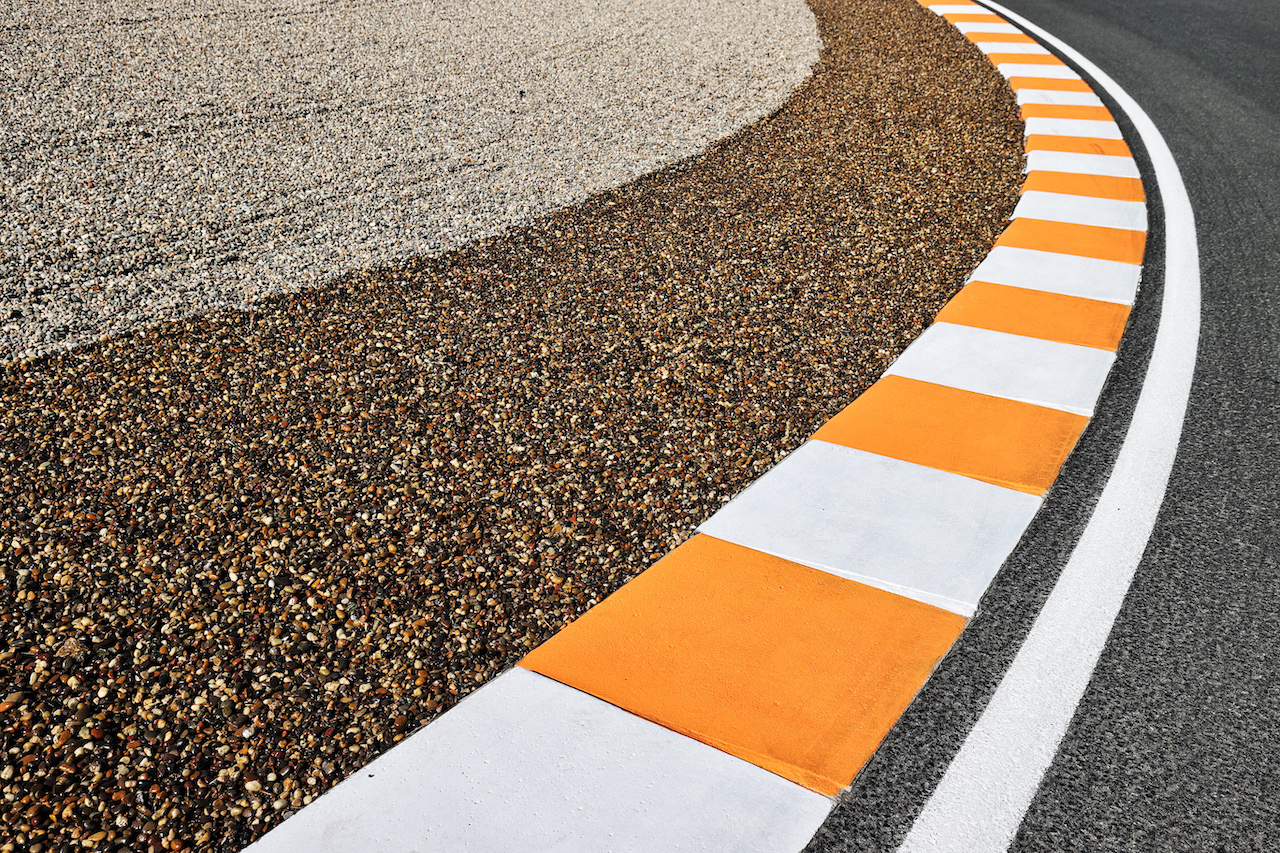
left=996, top=217, right=1146, bottom=264
left=936, top=281, right=1131, bottom=350
left=812, top=375, right=1089, bottom=495
left=1025, top=134, right=1131, bottom=157
left=987, top=53, right=1066, bottom=65
left=1022, top=170, right=1145, bottom=201
left=965, top=32, right=1035, bottom=43
left=519, top=535, right=965, bottom=795
left=942, top=13, right=1006, bottom=22
left=1008, top=77, right=1093, bottom=92
left=1021, top=104, right=1113, bottom=121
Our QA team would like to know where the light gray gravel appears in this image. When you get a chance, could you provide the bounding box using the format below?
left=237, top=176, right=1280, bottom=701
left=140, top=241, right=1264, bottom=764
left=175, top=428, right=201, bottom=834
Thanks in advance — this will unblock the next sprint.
left=0, top=0, right=819, bottom=362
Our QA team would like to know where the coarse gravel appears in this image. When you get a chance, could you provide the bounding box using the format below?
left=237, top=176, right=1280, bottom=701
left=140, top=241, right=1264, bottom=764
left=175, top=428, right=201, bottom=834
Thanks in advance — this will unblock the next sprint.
left=0, top=0, right=819, bottom=363
left=0, top=0, right=1024, bottom=851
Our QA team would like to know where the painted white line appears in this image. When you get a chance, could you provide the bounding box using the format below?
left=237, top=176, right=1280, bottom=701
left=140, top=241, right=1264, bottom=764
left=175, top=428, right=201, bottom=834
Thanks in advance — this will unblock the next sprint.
left=885, top=323, right=1116, bottom=416
left=246, top=669, right=831, bottom=852
left=1011, top=190, right=1148, bottom=231
left=1016, top=88, right=1105, bottom=107
left=975, top=41, right=1050, bottom=54
left=967, top=246, right=1141, bottom=305
left=699, top=441, right=1042, bottom=616
left=1025, top=116, right=1123, bottom=139
left=996, top=62, right=1080, bottom=79
left=1025, top=149, right=1140, bottom=178
left=897, top=0, right=1200, bottom=850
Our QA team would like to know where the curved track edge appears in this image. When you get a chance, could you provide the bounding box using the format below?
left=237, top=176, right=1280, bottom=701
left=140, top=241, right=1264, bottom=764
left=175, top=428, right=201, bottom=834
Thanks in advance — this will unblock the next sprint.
left=243, top=2, right=1170, bottom=850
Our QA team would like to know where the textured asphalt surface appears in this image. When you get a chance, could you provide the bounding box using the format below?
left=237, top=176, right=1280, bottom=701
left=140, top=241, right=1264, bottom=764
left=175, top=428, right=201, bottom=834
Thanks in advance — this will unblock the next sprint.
left=808, top=0, right=1280, bottom=850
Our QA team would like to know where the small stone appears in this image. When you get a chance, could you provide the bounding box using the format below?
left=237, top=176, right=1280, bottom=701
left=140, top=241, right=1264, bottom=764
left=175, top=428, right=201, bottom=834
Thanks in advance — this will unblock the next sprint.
left=55, top=637, right=88, bottom=658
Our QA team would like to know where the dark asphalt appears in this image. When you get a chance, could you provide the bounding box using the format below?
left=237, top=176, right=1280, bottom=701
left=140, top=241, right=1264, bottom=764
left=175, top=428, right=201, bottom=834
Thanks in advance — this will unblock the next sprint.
left=807, top=1, right=1280, bottom=850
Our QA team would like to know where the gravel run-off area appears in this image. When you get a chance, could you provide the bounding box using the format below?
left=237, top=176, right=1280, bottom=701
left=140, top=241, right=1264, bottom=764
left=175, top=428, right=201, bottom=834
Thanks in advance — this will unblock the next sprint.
left=0, top=0, right=1024, bottom=851
left=1, top=0, right=819, bottom=363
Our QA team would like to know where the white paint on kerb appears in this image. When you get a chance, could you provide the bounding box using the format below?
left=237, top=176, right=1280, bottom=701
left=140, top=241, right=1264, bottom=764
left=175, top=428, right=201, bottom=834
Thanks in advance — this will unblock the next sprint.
left=997, top=62, right=1081, bottom=79
left=1025, top=149, right=1141, bottom=178
left=699, top=441, right=1042, bottom=616
left=1011, top=190, right=1148, bottom=231
left=885, top=323, right=1116, bottom=416
left=1016, top=88, right=1105, bottom=107
left=968, top=246, right=1142, bottom=305
left=954, top=21, right=1022, bottom=34
left=897, top=1, right=1201, bottom=850
left=1024, top=116, right=1124, bottom=139
left=975, top=41, right=1050, bottom=54
left=246, top=669, right=831, bottom=852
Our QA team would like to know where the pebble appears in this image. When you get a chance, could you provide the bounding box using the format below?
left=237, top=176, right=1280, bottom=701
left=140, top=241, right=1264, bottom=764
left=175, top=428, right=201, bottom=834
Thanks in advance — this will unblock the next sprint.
left=0, top=0, right=1023, bottom=850
left=0, top=0, right=818, bottom=365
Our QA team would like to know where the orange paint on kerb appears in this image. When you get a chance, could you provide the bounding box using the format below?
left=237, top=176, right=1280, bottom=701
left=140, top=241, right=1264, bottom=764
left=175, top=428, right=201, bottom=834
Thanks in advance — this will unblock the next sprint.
left=936, top=282, right=1131, bottom=350
left=1007, top=76, right=1093, bottom=92
left=1021, top=104, right=1113, bottom=121
left=942, top=13, right=1006, bottom=22
left=1025, top=134, right=1131, bottom=157
left=964, top=32, right=1035, bottom=43
left=996, top=218, right=1146, bottom=265
left=987, top=53, right=1067, bottom=65
left=812, top=376, right=1089, bottom=495
left=1022, top=171, right=1145, bottom=202
left=519, top=535, right=965, bottom=795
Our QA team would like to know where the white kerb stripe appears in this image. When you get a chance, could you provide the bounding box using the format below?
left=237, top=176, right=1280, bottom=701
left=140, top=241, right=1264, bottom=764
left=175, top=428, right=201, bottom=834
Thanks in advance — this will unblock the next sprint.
left=953, top=22, right=1022, bottom=34
left=1025, top=149, right=1140, bottom=178
left=1016, top=89, right=1105, bottom=107
left=997, top=63, right=1081, bottom=79
left=246, top=669, right=832, bottom=853
left=967, top=246, right=1141, bottom=305
left=927, top=4, right=988, bottom=12
left=699, top=441, right=1042, bottom=616
left=1025, top=116, right=1123, bottom=139
left=897, top=0, right=1200, bottom=848
left=1012, top=190, right=1148, bottom=231
left=975, top=41, right=1049, bottom=54
left=884, top=323, right=1115, bottom=416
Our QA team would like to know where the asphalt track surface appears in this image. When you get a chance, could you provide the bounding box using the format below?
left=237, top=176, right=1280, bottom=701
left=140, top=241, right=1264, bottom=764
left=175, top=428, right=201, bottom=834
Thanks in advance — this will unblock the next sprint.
left=808, top=1, right=1280, bottom=850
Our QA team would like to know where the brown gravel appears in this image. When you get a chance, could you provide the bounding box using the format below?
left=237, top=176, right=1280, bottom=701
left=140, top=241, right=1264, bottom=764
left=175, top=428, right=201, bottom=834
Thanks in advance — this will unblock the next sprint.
left=0, top=1, right=1023, bottom=850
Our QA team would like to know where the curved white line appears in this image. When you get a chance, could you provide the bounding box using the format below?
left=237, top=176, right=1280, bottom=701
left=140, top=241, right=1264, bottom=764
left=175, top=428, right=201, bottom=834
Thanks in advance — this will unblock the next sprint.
left=897, top=3, right=1201, bottom=852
